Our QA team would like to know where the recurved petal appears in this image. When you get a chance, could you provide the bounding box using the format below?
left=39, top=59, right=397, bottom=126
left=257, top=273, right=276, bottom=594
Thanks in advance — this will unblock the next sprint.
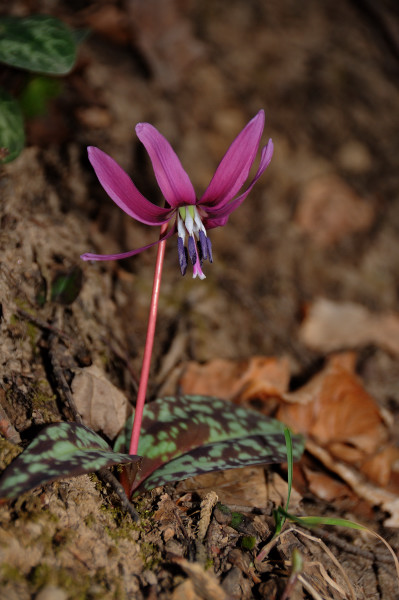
left=203, top=139, right=274, bottom=230
left=200, top=110, right=265, bottom=208
left=81, top=225, right=176, bottom=261
left=135, top=123, right=196, bottom=208
left=88, top=147, right=173, bottom=225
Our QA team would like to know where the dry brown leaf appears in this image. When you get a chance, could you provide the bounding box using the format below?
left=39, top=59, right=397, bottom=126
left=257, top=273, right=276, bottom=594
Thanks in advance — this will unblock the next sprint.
left=302, top=466, right=355, bottom=503
left=306, top=439, right=399, bottom=528
left=296, top=174, right=374, bottom=246
left=176, top=467, right=268, bottom=508
left=154, top=493, right=181, bottom=542
left=360, top=446, right=399, bottom=487
left=177, top=468, right=302, bottom=512
left=278, top=353, right=387, bottom=458
left=300, top=297, right=399, bottom=356
left=266, top=471, right=302, bottom=512
left=172, top=579, right=199, bottom=600
left=72, top=365, right=129, bottom=439
left=171, top=557, right=227, bottom=600
left=180, top=356, right=290, bottom=406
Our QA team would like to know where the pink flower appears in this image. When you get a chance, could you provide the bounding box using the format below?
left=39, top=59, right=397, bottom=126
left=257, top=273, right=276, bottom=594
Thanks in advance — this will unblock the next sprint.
left=81, top=110, right=273, bottom=279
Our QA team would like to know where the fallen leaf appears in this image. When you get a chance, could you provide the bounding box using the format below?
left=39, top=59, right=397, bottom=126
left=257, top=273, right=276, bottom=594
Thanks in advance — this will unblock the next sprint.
left=302, top=466, right=355, bottom=503
left=265, top=471, right=302, bottom=512
left=170, top=557, right=228, bottom=600
left=360, top=446, right=399, bottom=487
left=176, top=466, right=271, bottom=508
left=180, top=356, right=290, bottom=408
left=296, top=174, right=374, bottom=246
left=278, top=353, right=387, bottom=458
left=300, top=297, right=399, bottom=356
left=306, top=439, right=399, bottom=528
left=154, top=493, right=181, bottom=542
left=72, top=365, right=129, bottom=439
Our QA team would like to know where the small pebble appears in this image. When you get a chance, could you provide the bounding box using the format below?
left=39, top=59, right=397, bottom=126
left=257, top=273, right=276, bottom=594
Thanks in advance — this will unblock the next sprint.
left=35, top=585, right=68, bottom=600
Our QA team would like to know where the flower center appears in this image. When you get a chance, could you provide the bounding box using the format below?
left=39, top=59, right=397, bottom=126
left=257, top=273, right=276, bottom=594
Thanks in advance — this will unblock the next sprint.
left=177, top=206, right=213, bottom=279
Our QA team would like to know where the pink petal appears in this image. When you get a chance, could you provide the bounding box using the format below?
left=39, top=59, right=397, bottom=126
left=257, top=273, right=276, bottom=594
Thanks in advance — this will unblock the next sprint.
left=135, top=123, right=196, bottom=208
left=203, top=139, right=274, bottom=230
left=81, top=225, right=176, bottom=261
left=88, top=147, right=173, bottom=225
left=200, top=110, right=265, bottom=209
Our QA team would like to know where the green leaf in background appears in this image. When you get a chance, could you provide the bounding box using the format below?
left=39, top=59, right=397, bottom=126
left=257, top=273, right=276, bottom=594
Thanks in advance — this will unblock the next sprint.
left=114, top=395, right=305, bottom=494
left=50, top=265, right=83, bottom=305
left=0, top=88, right=24, bottom=163
left=0, top=422, right=141, bottom=499
left=0, top=15, right=77, bottom=75
left=19, top=75, right=62, bottom=119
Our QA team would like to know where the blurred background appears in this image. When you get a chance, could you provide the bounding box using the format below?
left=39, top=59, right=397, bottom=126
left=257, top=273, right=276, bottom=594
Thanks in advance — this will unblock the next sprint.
left=1, top=1, right=399, bottom=597
left=1, top=0, right=399, bottom=399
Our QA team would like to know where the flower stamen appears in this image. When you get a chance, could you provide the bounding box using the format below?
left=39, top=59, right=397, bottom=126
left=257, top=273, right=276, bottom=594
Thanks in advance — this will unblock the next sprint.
left=177, top=205, right=211, bottom=278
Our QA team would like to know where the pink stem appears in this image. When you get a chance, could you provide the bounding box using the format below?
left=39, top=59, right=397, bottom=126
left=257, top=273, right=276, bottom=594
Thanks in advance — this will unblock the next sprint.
left=129, top=223, right=168, bottom=456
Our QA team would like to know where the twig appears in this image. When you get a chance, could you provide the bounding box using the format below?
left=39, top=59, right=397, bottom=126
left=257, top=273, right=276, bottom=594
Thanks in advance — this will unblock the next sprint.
left=17, top=308, right=70, bottom=341
left=311, top=526, right=397, bottom=565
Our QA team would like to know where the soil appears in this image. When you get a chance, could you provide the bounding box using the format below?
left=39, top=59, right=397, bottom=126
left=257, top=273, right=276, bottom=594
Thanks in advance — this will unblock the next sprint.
left=1, top=1, right=399, bottom=598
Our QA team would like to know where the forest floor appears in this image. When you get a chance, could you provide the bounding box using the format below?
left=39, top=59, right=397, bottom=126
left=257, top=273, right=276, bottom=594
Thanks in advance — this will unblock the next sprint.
left=1, top=1, right=399, bottom=598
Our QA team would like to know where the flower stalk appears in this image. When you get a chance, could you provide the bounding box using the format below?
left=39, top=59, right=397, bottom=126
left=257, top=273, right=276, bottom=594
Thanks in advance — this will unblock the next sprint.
left=129, top=222, right=168, bottom=456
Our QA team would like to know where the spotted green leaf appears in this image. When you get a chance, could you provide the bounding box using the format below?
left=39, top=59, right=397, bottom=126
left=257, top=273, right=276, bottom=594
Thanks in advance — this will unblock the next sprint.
left=0, top=422, right=141, bottom=499
left=0, top=88, right=24, bottom=164
left=114, top=395, right=304, bottom=494
left=0, top=15, right=77, bottom=75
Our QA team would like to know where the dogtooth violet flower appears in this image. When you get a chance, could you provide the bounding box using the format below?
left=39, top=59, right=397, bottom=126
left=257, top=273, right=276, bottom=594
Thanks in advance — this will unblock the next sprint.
left=81, top=110, right=274, bottom=279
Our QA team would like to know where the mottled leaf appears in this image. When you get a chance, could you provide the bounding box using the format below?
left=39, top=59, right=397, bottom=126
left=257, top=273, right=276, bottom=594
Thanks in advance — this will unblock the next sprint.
left=114, top=395, right=304, bottom=493
left=0, top=88, right=24, bottom=164
left=138, top=433, right=301, bottom=493
left=0, top=15, right=77, bottom=75
left=0, top=422, right=141, bottom=499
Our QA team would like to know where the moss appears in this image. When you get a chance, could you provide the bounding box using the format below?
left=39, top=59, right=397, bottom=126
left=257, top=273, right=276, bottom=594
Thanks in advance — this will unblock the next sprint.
left=139, top=541, right=161, bottom=569
left=241, top=535, right=256, bottom=551
left=101, top=504, right=140, bottom=542
left=26, top=321, right=40, bottom=354
left=230, top=512, right=244, bottom=530
left=204, top=557, right=214, bottom=570
left=30, top=563, right=53, bottom=588
left=28, top=379, right=59, bottom=424
left=85, top=512, right=96, bottom=527
left=29, top=563, right=92, bottom=599
left=11, top=302, right=40, bottom=354
left=0, top=437, right=23, bottom=471
left=0, top=563, right=24, bottom=583
left=216, top=502, right=230, bottom=515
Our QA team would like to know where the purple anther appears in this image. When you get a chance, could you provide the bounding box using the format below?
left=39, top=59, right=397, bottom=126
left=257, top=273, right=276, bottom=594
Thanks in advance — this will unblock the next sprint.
left=177, top=236, right=187, bottom=275
left=187, top=236, right=197, bottom=265
left=206, top=236, right=213, bottom=263
left=198, top=230, right=208, bottom=261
